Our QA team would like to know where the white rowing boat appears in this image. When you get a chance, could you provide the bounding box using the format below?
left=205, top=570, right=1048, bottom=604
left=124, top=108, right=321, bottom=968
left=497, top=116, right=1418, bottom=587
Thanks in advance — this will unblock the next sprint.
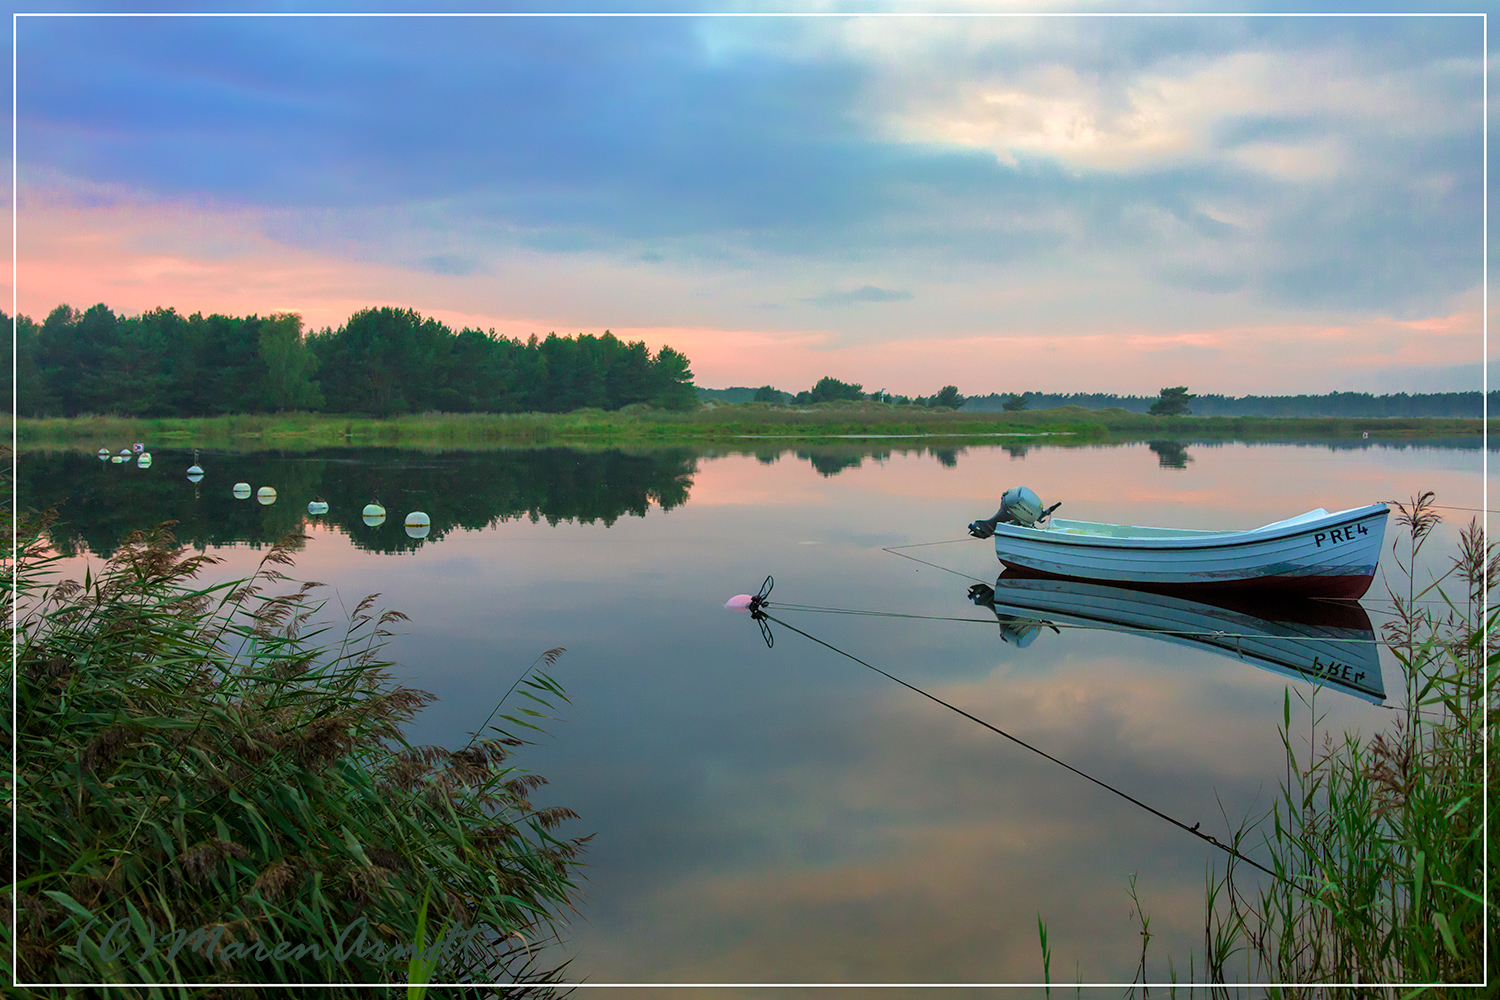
left=970, top=575, right=1385, bottom=704
left=969, top=488, right=1388, bottom=599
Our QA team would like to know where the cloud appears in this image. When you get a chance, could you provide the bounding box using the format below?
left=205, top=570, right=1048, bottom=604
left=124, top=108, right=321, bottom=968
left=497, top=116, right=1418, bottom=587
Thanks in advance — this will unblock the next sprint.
left=804, top=285, right=914, bottom=306
left=10, top=14, right=1485, bottom=391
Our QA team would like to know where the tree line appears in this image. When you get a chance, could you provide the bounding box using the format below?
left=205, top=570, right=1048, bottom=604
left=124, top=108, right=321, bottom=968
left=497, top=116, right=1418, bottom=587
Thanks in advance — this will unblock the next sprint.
left=8, top=304, right=699, bottom=417
left=702, top=378, right=965, bottom=408
left=966, top=390, right=1498, bottom=418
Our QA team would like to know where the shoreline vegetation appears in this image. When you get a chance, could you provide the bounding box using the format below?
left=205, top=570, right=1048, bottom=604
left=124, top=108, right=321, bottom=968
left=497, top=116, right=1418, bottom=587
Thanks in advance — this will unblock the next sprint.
left=6, top=509, right=589, bottom=992
left=1042, top=495, right=1497, bottom=993
left=13, top=405, right=1491, bottom=451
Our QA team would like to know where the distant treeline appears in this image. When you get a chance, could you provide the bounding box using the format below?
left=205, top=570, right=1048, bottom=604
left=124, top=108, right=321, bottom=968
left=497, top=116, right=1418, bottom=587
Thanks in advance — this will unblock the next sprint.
left=699, top=381, right=963, bottom=407
left=963, top=391, right=1497, bottom=418
left=9, top=305, right=698, bottom=418
left=702, top=386, right=1495, bottom=417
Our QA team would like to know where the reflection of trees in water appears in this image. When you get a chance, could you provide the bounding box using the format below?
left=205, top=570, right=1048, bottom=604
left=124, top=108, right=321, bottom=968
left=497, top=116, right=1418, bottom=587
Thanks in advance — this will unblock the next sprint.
left=21, top=448, right=698, bottom=557
left=793, top=444, right=970, bottom=477
left=1148, top=440, right=1193, bottom=469
left=797, top=449, right=866, bottom=477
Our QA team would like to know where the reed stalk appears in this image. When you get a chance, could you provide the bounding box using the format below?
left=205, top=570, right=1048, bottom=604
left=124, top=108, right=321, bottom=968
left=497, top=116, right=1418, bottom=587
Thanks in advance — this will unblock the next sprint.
left=1196, top=492, right=1495, bottom=994
left=2, top=500, right=588, bottom=995
left=1047, top=492, right=1494, bottom=994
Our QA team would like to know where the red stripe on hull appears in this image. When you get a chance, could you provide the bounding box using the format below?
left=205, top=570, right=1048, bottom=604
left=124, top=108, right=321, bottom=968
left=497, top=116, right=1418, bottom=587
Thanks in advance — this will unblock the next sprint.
left=997, top=563, right=1377, bottom=600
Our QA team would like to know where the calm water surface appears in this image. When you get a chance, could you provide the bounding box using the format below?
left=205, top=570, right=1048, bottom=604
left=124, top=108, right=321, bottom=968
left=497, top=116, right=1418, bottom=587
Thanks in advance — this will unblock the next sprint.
left=21, top=438, right=1492, bottom=985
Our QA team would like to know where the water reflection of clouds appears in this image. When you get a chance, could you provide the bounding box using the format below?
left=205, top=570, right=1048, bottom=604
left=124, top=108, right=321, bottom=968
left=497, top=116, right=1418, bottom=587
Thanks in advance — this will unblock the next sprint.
left=550, top=629, right=1288, bottom=983
left=29, top=439, right=1486, bottom=985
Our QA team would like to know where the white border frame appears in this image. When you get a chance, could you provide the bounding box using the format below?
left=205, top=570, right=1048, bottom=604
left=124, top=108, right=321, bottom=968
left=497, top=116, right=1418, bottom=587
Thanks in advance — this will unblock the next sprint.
left=8, top=9, right=1488, bottom=995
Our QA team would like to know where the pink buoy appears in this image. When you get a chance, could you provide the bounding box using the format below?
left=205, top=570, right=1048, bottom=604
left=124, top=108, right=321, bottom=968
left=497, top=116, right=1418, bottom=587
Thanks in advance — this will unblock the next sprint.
left=724, top=594, right=754, bottom=610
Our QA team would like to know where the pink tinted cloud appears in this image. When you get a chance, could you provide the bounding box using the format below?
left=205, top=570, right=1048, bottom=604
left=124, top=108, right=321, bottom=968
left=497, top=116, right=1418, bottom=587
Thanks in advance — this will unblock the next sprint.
left=12, top=184, right=1482, bottom=396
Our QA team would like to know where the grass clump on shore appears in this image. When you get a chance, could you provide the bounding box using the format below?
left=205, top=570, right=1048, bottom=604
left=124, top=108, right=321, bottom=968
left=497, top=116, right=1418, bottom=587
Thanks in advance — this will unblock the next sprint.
left=4, top=512, right=587, bottom=994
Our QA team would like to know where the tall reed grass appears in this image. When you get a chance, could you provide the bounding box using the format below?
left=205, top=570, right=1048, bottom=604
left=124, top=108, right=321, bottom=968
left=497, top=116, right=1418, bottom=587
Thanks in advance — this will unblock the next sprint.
left=3, top=506, right=588, bottom=994
left=1210, top=494, right=1494, bottom=992
left=1095, top=493, right=1496, bottom=995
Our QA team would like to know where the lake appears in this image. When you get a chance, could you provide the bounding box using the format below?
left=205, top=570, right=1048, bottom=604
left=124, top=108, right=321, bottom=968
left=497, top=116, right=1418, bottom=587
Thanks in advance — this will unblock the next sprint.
left=18, top=436, right=1493, bottom=986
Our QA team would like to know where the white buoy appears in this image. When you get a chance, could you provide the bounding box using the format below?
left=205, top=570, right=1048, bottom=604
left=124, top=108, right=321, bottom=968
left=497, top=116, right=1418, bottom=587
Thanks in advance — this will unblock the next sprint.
left=111, top=455, right=125, bottom=464
left=98, top=448, right=110, bottom=460
left=308, top=500, right=329, bottom=515
left=233, top=482, right=252, bottom=499
left=362, top=503, right=387, bottom=527
left=257, top=486, right=277, bottom=505
left=404, top=511, right=431, bottom=539
left=136, top=453, right=152, bottom=468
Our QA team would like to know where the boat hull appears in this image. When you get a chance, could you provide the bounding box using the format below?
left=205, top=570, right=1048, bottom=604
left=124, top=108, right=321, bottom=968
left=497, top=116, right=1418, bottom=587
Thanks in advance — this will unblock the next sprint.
left=992, top=504, right=1389, bottom=599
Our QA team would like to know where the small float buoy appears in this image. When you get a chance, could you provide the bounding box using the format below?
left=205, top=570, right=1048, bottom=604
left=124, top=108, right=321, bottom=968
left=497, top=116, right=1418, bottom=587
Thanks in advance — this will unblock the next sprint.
left=233, top=482, right=252, bottom=499
left=120, top=448, right=132, bottom=457
left=308, top=500, right=329, bottom=515
left=724, top=594, right=754, bottom=610
left=111, top=455, right=125, bottom=464
left=257, top=486, right=277, bottom=505
left=98, top=448, right=110, bottom=460
left=404, top=511, right=430, bottom=539
left=362, top=503, right=387, bottom=527
left=186, top=464, right=204, bottom=482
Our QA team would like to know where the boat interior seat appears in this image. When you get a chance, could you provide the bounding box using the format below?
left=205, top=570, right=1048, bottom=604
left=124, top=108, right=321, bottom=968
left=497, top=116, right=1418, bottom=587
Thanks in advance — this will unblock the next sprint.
left=1252, top=508, right=1330, bottom=532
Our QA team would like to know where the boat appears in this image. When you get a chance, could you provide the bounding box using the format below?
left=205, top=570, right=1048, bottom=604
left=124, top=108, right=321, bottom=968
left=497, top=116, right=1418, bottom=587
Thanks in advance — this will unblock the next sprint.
left=968, top=487, right=1388, bottom=599
left=969, top=574, right=1385, bottom=704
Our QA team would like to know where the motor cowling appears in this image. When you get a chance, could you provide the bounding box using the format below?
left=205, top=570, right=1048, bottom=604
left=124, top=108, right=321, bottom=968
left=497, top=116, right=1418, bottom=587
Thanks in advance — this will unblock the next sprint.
left=968, top=486, right=1059, bottom=538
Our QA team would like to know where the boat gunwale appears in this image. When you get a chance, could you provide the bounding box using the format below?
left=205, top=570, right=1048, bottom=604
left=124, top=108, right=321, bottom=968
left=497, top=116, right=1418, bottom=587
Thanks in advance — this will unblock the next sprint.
left=991, top=503, right=1389, bottom=552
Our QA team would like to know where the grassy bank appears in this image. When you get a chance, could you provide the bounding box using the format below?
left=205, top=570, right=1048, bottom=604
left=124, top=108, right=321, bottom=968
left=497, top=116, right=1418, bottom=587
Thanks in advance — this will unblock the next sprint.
left=5, top=512, right=587, bottom=993
left=15, top=405, right=1488, bottom=451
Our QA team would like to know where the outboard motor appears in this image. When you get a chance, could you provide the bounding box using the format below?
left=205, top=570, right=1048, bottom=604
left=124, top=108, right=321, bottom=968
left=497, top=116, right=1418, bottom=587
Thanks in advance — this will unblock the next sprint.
left=968, top=486, right=1061, bottom=538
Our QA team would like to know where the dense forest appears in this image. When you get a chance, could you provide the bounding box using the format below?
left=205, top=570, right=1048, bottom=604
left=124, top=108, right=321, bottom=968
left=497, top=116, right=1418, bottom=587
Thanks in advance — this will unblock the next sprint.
left=7, top=305, right=698, bottom=417
left=8, top=303, right=1491, bottom=420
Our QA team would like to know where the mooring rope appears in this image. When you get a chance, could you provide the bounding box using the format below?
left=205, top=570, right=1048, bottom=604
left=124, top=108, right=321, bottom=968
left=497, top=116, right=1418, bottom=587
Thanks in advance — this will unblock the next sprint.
left=882, top=544, right=993, bottom=584
left=751, top=605, right=1286, bottom=883
left=759, top=601, right=1380, bottom=644
left=883, top=538, right=980, bottom=549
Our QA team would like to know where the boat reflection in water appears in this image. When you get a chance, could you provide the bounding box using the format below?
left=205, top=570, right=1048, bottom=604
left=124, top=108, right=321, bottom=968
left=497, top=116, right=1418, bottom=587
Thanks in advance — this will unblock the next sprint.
left=967, top=573, right=1385, bottom=704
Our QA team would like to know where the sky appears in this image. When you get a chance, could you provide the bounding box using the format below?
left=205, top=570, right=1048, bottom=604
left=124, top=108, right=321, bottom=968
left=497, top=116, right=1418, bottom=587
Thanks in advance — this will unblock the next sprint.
left=6, top=5, right=1489, bottom=397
